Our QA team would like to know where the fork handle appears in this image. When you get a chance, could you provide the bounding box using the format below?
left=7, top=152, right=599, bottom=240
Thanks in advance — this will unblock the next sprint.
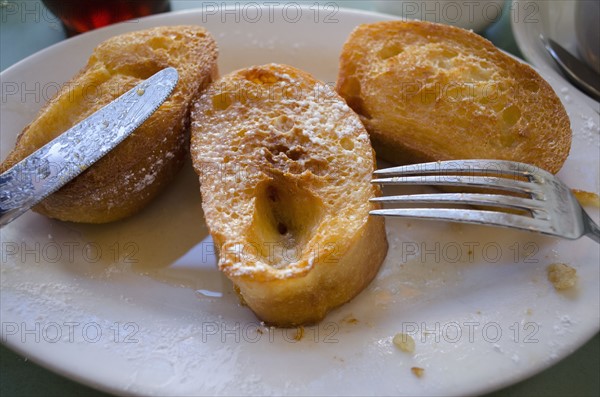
left=583, top=211, right=600, bottom=244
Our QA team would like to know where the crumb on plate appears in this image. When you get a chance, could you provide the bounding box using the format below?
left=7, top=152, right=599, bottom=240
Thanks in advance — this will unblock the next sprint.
left=547, top=263, right=577, bottom=290
left=294, top=326, right=304, bottom=341
left=393, top=333, right=415, bottom=353
left=343, top=314, right=359, bottom=324
left=571, top=189, right=600, bottom=208
left=411, top=367, right=425, bottom=378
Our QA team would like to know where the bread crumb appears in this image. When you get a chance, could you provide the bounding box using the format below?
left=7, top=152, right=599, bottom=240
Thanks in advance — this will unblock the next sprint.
left=392, top=333, right=415, bottom=353
left=571, top=189, right=600, bottom=208
left=547, top=263, right=577, bottom=290
left=342, top=314, right=359, bottom=324
left=293, top=326, right=304, bottom=341
left=411, top=367, right=425, bottom=378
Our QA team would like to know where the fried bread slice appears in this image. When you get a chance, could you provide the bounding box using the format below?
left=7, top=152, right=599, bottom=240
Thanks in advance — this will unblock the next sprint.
left=1, top=25, right=218, bottom=223
left=337, top=20, right=571, bottom=174
left=191, top=64, right=388, bottom=326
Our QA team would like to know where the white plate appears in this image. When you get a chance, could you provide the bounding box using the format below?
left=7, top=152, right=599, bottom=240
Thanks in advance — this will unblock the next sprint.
left=511, top=0, right=600, bottom=111
left=1, top=6, right=599, bottom=397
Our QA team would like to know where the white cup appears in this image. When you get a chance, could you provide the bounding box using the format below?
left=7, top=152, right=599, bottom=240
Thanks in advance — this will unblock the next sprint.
left=373, top=0, right=505, bottom=32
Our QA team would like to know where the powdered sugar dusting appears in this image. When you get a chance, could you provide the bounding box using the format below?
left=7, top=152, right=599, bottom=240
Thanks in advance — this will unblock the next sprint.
left=191, top=64, right=376, bottom=279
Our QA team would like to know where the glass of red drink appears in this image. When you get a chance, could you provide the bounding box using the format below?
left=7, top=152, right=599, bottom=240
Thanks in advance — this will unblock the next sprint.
left=42, top=0, right=171, bottom=36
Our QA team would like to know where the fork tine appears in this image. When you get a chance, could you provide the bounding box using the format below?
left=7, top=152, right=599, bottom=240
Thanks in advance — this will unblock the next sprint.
left=370, top=161, right=599, bottom=242
left=370, top=193, right=547, bottom=212
left=369, top=208, right=554, bottom=235
left=374, top=160, right=543, bottom=179
left=371, top=175, right=544, bottom=196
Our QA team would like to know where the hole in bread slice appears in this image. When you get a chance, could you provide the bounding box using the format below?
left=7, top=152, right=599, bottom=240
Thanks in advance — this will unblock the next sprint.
left=212, top=92, right=233, bottom=111
left=378, top=42, right=404, bottom=59
left=502, top=104, right=522, bottom=128
left=248, top=174, right=324, bottom=269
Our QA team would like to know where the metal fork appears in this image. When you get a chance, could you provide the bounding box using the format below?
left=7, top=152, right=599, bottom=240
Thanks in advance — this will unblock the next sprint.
left=370, top=160, right=599, bottom=243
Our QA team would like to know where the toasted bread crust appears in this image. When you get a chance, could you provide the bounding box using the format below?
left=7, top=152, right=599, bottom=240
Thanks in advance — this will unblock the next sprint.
left=337, top=20, right=572, bottom=174
left=0, top=25, right=218, bottom=223
left=191, top=64, right=388, bottom=326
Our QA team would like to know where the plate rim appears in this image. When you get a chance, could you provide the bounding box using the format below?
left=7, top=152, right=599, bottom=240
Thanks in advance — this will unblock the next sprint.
left=1, top=5, right=599, bottom=397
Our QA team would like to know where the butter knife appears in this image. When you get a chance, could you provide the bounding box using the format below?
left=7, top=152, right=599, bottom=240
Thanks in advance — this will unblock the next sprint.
left=0, top=67, right=179, bottom=227
left=541, top=35, right=600, bottom=102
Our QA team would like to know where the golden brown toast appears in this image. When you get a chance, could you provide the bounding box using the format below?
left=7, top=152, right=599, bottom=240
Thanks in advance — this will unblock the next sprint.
left=191, top=64, right=388, bottom=326
left=337, top=20, right=572, bottom=174
left=0, top=25, right=218, bottom=223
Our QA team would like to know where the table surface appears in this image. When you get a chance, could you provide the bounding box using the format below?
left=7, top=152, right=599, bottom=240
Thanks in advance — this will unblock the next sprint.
left=0, top=1, right=598, bottom=396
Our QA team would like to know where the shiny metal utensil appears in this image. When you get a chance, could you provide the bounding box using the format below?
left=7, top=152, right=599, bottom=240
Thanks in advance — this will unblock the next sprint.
left=0, top=67, right=179, bottom=227
left=541, top=35, right=600, bottom=101
left=370, top=160, right=600, bottom=243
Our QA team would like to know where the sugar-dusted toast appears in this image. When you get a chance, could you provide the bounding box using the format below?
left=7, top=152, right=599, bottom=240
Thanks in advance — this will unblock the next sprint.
left=337, top=20, right=572, bottom=174
left=191, top=64, right=388, bottom=326
left=0, top=26, right=218, bottom=223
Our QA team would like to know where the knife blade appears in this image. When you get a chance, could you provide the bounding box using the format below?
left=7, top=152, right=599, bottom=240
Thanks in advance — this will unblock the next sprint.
left=0, top=67, right=179, bottom=227
left=541, top=35, right=600, bottom=102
